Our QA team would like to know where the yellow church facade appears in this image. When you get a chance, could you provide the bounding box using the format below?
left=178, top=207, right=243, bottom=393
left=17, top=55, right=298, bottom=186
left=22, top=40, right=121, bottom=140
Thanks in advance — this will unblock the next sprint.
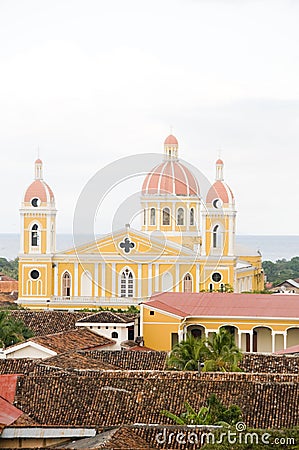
left=18, top=135, right=264, bottom=310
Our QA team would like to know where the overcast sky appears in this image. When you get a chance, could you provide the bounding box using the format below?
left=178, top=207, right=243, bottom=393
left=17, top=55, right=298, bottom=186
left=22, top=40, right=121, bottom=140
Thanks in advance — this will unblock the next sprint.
left=0, top=0, right=298, bottom=235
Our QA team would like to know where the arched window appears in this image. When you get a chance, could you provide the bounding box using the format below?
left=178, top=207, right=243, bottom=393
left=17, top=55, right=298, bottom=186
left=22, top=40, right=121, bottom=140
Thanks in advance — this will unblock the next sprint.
left=62, top=272, right=71, bottom=297
left=31, top=224, right=39, bottom=247
left=162, top=207, right=170, bottom=225
left=183, top=273, right=192, bottom=293
left=213, top=225, right=220, bottom=248
left=162, top=272, right=173, bottom=291
left=143, top=209, right=146, bottom=225
left=120, top=268, right=134, bottom=297
left=111, top=331, right=118, bottom=339
left=177, top=208, right=184, bottom=226
left=190, top=208, right=195, bottom=226
left=209, top=283, right=213, bottom=292
left=150, top=208, right=156, bottom=226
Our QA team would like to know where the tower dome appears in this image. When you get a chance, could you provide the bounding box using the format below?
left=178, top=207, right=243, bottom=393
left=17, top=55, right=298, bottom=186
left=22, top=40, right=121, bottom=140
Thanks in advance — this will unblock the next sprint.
left=206, top=159, right=234, bottom=205
left=142, top=135, right=200, bottom=197
left=24, top=159, right=55, bottom=205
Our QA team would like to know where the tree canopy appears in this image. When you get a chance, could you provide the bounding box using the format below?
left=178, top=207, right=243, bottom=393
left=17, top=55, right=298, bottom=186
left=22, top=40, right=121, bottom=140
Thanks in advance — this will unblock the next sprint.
left=0, top=257, right=18, bottom=280
left=161, top=393, right=243, bottom=426
left=263, top=257, right=299, bottom=286
left=0, top=310, right=33, bottom=348
left=167, top=329, right=242, bottom=372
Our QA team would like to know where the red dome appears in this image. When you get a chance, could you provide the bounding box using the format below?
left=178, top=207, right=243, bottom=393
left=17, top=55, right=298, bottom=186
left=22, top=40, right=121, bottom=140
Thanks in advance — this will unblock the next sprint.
left=24, top=180, right=55, bottom=203
left=164, top=134, right=178, bottom=145
left=142, top=160, right=199, bottom=196
left=35, top=158, right=42, bottom=164
left=216, top=158, right=224, bottom=165
left=206, top=180, right=234, bottom=204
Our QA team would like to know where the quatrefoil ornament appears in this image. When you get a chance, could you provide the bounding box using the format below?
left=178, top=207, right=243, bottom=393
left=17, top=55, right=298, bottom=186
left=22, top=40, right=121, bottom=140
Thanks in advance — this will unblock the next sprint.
left=119, top=237, right=135, bottom=254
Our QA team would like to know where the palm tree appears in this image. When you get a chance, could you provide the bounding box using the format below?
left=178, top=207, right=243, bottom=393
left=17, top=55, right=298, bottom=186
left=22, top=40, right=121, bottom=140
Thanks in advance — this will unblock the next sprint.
left=167, top=333, right=206, bottom=370
left=161, top=393, right=242, bottom=426
left=202, top=328, right=242, bottom=372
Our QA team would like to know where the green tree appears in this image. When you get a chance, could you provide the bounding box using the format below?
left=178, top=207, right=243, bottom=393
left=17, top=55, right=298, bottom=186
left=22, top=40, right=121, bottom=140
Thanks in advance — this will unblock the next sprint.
left=0, top=257, right=19, bottom=280
left=203, top=328, right=242, bottom=372
left=166, top=333, right=207, bottom=370
left=0, top=311, right=33, bottom=348
left=161, top=393, right=242, bottom=426
left=167, top=329, right=242, bottom=372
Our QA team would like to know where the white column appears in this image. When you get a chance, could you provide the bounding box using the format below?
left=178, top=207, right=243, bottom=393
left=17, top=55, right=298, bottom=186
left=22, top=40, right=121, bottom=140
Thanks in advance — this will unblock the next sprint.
left=138, top=263, right=142, bottom=298
left=155, top=263, right=159, bottom=291
left=271, top=332, right=276, bottom=353
left=20, top=213, right=24, bottom=253
left=172, top=203, right=175, bottom=231
left=228, top=215, right=234, bottom=256
left=101, top=263, right=105, bottom=297
left=175, top=264, right=180, bottom=292
left=54, top=263, right=58, bottom=296
left=111, top=263, right=116, bottom=297
left=201, top=214, right=206, bottom=256
left=94, top=263, right=99, bottom=297
left=249, top=330, right=253, bottom=353
left=178, top=328, right=184, bottom=342
left=283, top=332, right=287, bottom=350
left=148, top=264, right=152, bottom=297
left=238, top=331, right=242, bottom=349
left=157, top=203, right=160, bottom=230
left=139, top=303, right=144, bottom=337
left=186, top=202, right=190, bottom=231
left=196, top=263, right=200, bottom=292
left=74, top=263, right=78, bottom=297
left=46, top=215, right=51, bottom=254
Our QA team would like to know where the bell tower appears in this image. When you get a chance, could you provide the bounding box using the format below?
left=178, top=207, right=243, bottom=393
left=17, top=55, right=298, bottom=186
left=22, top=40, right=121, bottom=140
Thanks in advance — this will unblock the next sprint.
left=20, top=159, right=57, bottom=255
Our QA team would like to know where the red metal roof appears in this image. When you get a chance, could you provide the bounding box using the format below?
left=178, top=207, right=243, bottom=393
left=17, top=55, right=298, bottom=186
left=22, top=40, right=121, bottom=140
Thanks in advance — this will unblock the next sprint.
left=0, top=396, right=23, bottom=426
left=144, top=292, right=299, bottom=319
left=275, top=344, right=299, bottom=354
left=0, top=374, right=23, bottom=427
left=0, top=374, right=19, bottom=403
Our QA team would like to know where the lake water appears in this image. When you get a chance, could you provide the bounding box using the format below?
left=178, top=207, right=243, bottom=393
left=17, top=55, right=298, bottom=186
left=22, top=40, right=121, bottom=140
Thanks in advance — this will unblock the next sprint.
left=1, top=233, right=299, bottom=262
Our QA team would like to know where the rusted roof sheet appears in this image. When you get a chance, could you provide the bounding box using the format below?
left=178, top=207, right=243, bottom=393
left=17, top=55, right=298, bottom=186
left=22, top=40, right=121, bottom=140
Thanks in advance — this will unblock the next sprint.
left=0, top=374, right=19, bottom=403
left=0, top=396, right=23, bottom=427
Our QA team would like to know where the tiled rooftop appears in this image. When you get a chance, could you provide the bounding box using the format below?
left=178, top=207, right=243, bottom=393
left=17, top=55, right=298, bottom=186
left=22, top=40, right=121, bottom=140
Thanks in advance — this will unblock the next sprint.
left=77, top=311, right=137, bottom=324
left=9, top=311, right=91, bottom=336
left=85, top=350, right=168, bottom=370
left=29, top=328, right=116, bottom=354
left=14, top=371, right=299, bottom=430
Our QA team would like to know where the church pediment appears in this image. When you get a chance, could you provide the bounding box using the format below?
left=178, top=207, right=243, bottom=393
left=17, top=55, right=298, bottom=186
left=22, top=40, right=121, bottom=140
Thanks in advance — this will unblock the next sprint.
left=61, top=228, right=195, bottom=257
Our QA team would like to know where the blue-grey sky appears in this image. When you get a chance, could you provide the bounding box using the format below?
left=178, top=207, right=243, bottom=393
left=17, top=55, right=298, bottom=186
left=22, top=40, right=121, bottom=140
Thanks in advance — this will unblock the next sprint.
left=0, top=0, right=298, bottom=235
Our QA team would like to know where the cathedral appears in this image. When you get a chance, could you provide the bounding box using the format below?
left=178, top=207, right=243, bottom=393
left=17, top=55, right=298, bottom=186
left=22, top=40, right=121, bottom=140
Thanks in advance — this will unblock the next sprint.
left=18, top=135, right=264, bottom=309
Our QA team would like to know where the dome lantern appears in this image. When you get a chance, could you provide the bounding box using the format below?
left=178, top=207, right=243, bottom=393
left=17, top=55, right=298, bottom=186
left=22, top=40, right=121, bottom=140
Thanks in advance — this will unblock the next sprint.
left=164, top=134, right=179, bottom=161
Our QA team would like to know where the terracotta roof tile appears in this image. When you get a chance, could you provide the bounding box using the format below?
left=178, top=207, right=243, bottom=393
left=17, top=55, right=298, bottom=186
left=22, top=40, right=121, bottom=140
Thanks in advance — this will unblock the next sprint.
left=9, top=311, right=91, bottom=336
left=30, top=328, right=115, bottom=354
left=14, top=371, right=299, bottom=430
left=77, top=311, right=137, bottom=324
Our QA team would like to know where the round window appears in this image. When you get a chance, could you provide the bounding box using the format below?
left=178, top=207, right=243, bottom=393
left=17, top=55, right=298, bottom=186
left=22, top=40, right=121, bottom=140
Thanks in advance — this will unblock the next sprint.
left=212, top=272, right=222, bottom=283
left=213, top=198, right=223, bottom=209
left=30, top=269, right=40, bottom=280
left=31, top=198, right=41, bottom=207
